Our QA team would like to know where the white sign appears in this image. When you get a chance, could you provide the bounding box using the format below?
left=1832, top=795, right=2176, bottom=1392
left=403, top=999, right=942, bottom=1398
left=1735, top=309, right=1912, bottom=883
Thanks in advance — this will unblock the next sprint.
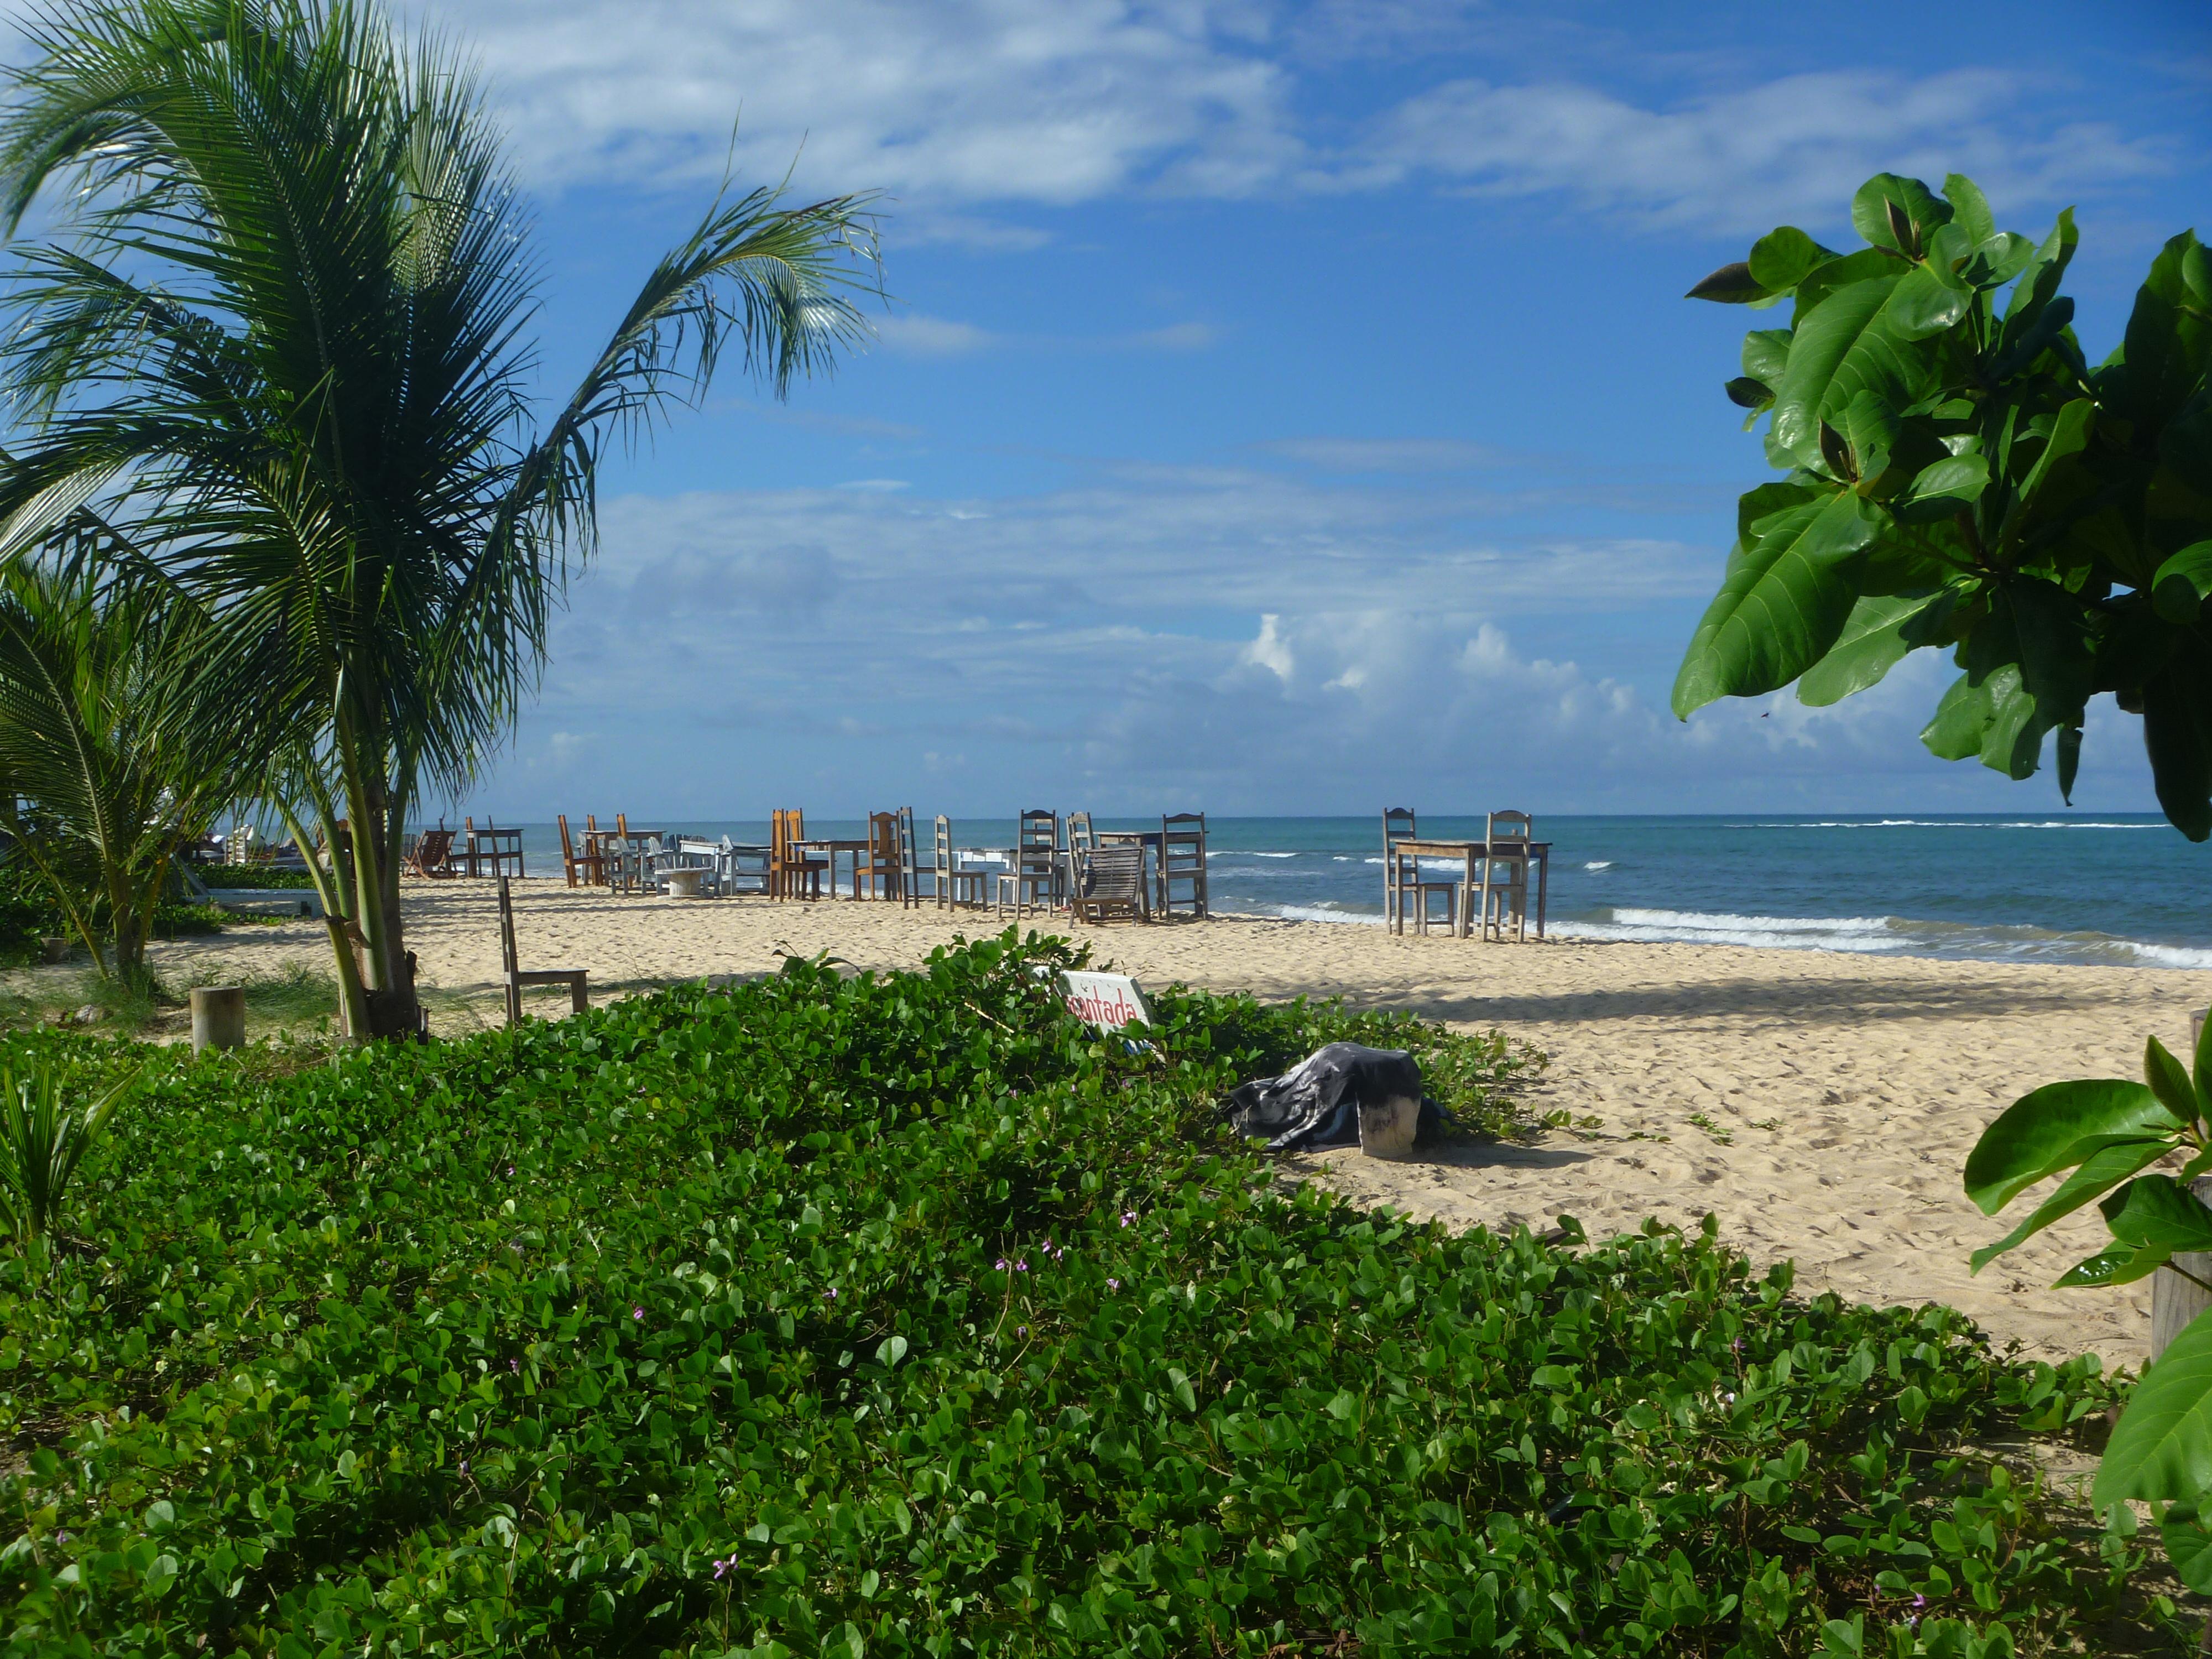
left=1059, top=971, right=1153, bottom=1032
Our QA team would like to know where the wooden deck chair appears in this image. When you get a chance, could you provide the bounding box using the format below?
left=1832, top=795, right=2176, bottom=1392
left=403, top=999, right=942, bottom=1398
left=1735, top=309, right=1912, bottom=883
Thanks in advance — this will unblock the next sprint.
left=1479, top=810, right=1533, bottom=942
left=1071, top=843, right=1149, bottom=924
left=855, top=811, right=901, bottom=900
left=1159, top=812, right=1208, bottom=919
left=405, top=826, right=457, bottom=879
left=499, top=877, right=588, bottom=1025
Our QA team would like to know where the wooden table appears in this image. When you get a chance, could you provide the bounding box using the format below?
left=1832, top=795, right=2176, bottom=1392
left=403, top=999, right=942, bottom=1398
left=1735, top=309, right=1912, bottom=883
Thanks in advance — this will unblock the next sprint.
left=1391, top=839, right=1552, bottom=939
left=465, top=824, right=524, bottom=879
left=796, top=838, right=872, bottom=899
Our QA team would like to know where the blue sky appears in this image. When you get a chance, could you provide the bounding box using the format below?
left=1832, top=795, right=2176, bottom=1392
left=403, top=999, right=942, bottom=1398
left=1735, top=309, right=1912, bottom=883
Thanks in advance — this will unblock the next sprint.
left=410, top=3, right=2202, bottom=816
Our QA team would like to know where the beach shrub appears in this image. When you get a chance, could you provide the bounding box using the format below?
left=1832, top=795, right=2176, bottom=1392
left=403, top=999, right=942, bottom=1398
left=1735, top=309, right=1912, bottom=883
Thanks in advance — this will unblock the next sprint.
left=1966, top=1010, right=2212, bottom=1593
left=1674, top=171, right=2212, bottom=839
left=0, top=933, right=2158, bottom=1656
left=0, top=1055, right=133, bottom=1245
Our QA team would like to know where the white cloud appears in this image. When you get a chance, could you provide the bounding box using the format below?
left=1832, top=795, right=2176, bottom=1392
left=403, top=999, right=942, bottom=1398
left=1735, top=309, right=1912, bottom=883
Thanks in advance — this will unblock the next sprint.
left=433, top=0, right=1299, bottom=207
left=874, top=314, right=1000, bottom=356
left=1344, top=70, right=2172, bottom=233
left=409, top=2, right=2176, bottom=238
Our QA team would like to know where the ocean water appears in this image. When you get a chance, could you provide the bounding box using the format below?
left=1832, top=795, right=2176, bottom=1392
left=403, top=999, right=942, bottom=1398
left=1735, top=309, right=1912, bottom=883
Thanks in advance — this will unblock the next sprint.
left=455, top=813, right=2212, bottom=969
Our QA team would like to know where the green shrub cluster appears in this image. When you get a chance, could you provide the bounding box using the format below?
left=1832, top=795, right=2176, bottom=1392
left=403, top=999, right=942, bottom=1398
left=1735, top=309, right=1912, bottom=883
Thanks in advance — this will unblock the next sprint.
left=0, top=862, right=226, bottom=967
left=0, top=933, right=2151, bottom=1656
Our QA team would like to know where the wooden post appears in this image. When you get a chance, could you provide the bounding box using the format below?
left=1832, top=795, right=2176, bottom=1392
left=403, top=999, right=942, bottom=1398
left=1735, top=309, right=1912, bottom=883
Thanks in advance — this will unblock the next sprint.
left=2151, top=1013, right=2212, bottom=1363
left=190, top=985, right=246, bottom=1053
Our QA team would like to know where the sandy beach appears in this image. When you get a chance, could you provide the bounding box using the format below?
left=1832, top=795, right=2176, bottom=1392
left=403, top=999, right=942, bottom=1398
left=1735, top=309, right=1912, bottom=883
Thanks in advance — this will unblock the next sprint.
left=137, top=880, right=2212, bottom=1366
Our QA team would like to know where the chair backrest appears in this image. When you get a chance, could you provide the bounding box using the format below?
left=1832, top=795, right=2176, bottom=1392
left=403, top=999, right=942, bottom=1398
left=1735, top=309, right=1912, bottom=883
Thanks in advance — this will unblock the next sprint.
left=770, top=810, right=791, bottom=865
left=616, top=813, right=630, bottom=838
left=1081, top=843, right=1145, bottom=897
left=1016, top=808, right=1058, bottom=873
left=867, top=810, right=898, bottom=865
left=896, top=807, right=920, bottom=898
left=935, top=815, right=955, bottom=873
left=1066, top=811, right=1095, bottom=852
left=1162, top=811, right=1206, bottom=860
left=1383, top=806, right=1416, bottom=848
left=557, top=815, right=576, bottom=860
left=498, top=876, right=519, bottom=977
left=1487, top=809, right=1533, bottom=848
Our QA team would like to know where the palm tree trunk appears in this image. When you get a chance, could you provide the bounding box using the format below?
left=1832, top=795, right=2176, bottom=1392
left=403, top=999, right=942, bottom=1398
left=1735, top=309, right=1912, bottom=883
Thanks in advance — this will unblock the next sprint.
left=331, top=702, right=421, bottom=1041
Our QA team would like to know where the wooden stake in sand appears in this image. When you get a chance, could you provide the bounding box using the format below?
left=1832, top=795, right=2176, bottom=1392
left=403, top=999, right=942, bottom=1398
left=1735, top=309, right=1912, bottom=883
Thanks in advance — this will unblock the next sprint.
left=190, top=985, right=246, bottom=1053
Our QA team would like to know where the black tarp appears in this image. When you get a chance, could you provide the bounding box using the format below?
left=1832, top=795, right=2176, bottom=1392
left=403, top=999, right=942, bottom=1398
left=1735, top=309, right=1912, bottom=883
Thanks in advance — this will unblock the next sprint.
left=1219, top=1042, right=1437, bottom=1152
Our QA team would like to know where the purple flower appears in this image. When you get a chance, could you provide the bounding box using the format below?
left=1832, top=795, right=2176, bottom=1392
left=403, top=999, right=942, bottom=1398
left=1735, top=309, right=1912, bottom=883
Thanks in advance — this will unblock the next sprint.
left=505, top=1164, right=515, bottom=1177
left=823, top=1287, right=838, bottom=1300
left=994, top=1258, right=1009, bottom=1272
left=508, top=1358, right=520, bottom=1373
left=713, top=1558, right=729, bottom=1580
left=1910, top=1595, right=1927, bottom=1610
left=1107, top=1279, right=1121, bottom=1292
left=1119, top=1212, right=1136, bottom=1228
left=631, top=1306, right=644, bottom=1321
left=458, top=1460, right=469, bottom=1475
left=1016, top=1326, right=1027, bottom=1337
left=1015, top=1259, right=1029, bottom=1273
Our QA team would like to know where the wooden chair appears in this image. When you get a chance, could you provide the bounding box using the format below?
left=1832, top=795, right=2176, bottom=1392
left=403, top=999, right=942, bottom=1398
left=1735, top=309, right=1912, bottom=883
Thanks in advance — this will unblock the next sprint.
left=1071, top=843, right=1149, bottom=924
left=1159, top=812, right=1208, bottom=919
left=556, top=815, right=606, bottom=889
left=896, top=807, right=932, bottom=910
left=405, top=826, right=457, bottom=879
left=1479, top=810, right=1533, bottom=942
left=936, top=816, right=989, bottom=909
left=770, top=810, right=826, bottom=901
left=997, top=808, right=1060, bottom=918
left=855, top=811, right=901, bottom=901
left=499, top=877, right=588, bottom=1026
left=1383, top=807, right=1456, bottom=936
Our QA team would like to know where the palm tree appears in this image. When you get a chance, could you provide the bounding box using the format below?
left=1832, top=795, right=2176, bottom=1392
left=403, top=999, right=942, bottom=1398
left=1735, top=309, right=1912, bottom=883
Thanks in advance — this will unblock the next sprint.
left=0, top=0, right=879, bottom=1036
left=0, top=556, right=235, bottom=984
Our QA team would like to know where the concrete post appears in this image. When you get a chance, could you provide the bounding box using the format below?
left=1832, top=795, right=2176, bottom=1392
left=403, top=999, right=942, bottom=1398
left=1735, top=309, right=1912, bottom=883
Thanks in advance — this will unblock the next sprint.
left=190, top=985, right=247, bottom=1053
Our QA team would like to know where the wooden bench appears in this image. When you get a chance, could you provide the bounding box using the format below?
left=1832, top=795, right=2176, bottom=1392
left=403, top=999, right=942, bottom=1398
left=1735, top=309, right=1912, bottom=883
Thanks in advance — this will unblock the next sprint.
left=498, top=876, right=588, bottom=1025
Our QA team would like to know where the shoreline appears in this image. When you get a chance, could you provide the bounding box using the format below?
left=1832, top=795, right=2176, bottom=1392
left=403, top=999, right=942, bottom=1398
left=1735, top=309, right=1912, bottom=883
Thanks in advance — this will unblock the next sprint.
left=122, top=883, right=2212, bottom=1364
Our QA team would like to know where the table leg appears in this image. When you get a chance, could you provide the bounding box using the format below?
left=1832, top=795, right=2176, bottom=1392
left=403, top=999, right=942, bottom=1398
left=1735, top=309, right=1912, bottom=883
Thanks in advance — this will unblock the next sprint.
left=1537, top=851, right=1547, bottom=940
left=1460, top=853, right=1474, bottom=939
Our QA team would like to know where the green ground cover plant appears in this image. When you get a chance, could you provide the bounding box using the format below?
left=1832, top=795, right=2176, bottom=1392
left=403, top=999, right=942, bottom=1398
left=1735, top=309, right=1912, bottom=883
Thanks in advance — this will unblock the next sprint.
left=0, top=933, right=2171, bottom=1656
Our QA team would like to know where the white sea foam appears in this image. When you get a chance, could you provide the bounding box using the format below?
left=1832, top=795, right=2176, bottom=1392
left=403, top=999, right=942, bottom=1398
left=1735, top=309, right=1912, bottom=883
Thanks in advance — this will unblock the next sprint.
left=1267, top=904, right=1386, bottom=927
left=1583, top=860, right=1613, bottom=870
left=1732, top=818, right=2161, bottom=831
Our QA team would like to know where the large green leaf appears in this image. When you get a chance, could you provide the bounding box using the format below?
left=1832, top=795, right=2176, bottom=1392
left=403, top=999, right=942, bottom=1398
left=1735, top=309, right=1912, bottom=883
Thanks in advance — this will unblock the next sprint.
left=1891, top=455, right=1990, bottom=525
left=1747, top=226, right=1832, bottom=294
left=1995, top=399, right=2095, bottom=550
left=1963, top=1077, right=2180, bottom=1214
left=2143, top=652, right=2212, bottom=842
left=2054, top=1241, right=2172, bottom=1289
left=1940, top=175, right=1995, bottom=248
left=1921, top=662, right=2051, bottom=779
left=2001, top=207, right=2076, bottom=327
left=2103, top=1175, right=2212, bottom=1252
left=1741, top=329, right=1790, bottom=386
left=2146, top=1036, right=2205, bottom=1124
left=2159, top=1499, right=2212, bottom=1595
left=1771, top=272, right=1960, bottom=468
left=1850, top=173, right=1950, bottom=257
left=1796, top=591, right=1948, bottom=707
left=2114, top=230, right=2212, bottom=432
left=1672, top=492, right=1877, bottom=716
left=2153, top=541, right=2212, bottom=624
left=2096, top=1308, right=2212, bottom=1506
left=1969, top=1135, right=2178, bottom=1272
